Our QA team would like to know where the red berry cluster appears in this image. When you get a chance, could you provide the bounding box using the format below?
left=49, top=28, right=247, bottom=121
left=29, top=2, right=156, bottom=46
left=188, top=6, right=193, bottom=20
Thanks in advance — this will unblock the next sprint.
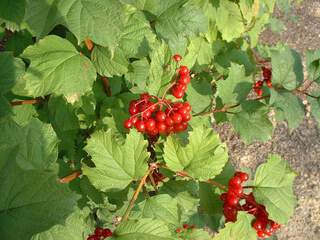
left=87, top=227, right=112, bottom=240
left=220, top=172, right=280, bottom=238
left=123, top=96, right=192, bottom=137
left=253, top=67, right=272, bottom=96
left=171, top=54, right=191, bottom=99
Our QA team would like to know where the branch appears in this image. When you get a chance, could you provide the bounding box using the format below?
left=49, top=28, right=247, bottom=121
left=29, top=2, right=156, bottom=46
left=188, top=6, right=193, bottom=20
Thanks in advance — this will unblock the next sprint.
left=11, top=99, right=41, bottom=106
left=121, top=165, right=157, bottom=222
left=84, top=38, right=94, bottom=51
left=58, top=171, right=82, bottom=183
left=206, top=179, right=228, bottom=191
left=100, top=76, right=112, bottom=96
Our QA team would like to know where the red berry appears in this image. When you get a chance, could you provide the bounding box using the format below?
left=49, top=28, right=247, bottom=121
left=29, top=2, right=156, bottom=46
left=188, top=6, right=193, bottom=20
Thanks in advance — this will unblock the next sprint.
left=165, top=116, right=174, bottom=126
left=182, top=113, right=191, bottom=122
left=172, top=113, right=182, bottom=124
left=174, top=102, right=184, bottom=109
left=175, top=228, right=182, bottom=233
left=173, top=54, right=182, bottom=62
left=265, top=79, right=272, bottom=88
left=178, top=75, right=190, bottom=84
left=155, top=111, right=166, bottom=122
left=131, top=116, right=138, bottom=124
left=146, top=118, right=156, bottom=131
left=148, top=128, right=159, bottom=136
left=255, top=88, right=263, bottom=96
left=140, top=93, right=150, bottom=100
left=141, top=110, right=152, bottom=119
left=257, top=230, right=266, bottom=238
left=176, top=83, right=187, bottom=91
left=157, top=121, right=167, bottom=134
left=87, top=235, right=99, bottom=240
left=178, top=107, right=188, bottom=116
left=183, top=223, right=189, bottom=229
left=229, top=176, right=242, bottom=187
left=235, top=172, right=249, bottom=182
left=94, top=227, right=104, bottom=236
left=252, top=219, right=266, bottom=231
left=255, top=80, right=264, bottom=88
left=101, top=228, right=113, bottom=237
left=129, top=105, right=138, bottom=115
left=226, top=193, right=239, bottom=206
left=124, top=119, right=132, bottom=129
left=231, top=186, right=243, bottom=196
left=179, top=66, right=189, bottom=76
left=172, top=88, right=185, bottom=98
left=173, top=123, right=184, bottom=132
left=183, top=102, right=191, bottom=112
left=135, top=120, right=145, bottom=132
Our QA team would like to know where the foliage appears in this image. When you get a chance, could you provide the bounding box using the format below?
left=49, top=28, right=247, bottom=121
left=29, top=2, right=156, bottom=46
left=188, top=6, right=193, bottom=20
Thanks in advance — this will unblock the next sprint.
left=0, top=0, right=315, bottom=239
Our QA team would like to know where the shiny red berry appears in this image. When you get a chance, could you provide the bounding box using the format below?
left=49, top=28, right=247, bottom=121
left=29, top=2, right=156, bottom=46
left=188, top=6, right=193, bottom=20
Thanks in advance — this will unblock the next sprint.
left=165, top=116, right=174, bottom=126
left=155, top=111, right=166, bottom=122
left=101, top=228, right=113, bottom=237
left=229, top=176, right=242, bottom=187
left=94, top=227, right=104, bottom=236
left=257, top=230, right=266, bottom=238
left=178, top=75, right=190, bottom=84
left=226, top=193, right=239, bottom=206
left=87, top=235, right=99, bottom=240
left=135, top=120, right=145, bottom=132
left=129, top=105, right=138, bottom=115
left=172, top=113, right=182, bottom=124
left=173, top=54, right=182, bottom=62
left=124, top=119, right=132, bottom=129
left=182, top=113, right=191, bottom=122
left=255, top=88, right=263, bottom=96
left=146, top=118, right=156, bottom=131
left=235, top=172, right=249, bottom=182
left=179, top=66, right=189, bottom=76
left=172, top=88, right=185, bottom=98
left=157, top=121, right=167, bottom=134
left=252, top=219, right=265, bottom=231
left=183, top=102, right=191, bottom=112
left=231, top=186, right=243, bottom=196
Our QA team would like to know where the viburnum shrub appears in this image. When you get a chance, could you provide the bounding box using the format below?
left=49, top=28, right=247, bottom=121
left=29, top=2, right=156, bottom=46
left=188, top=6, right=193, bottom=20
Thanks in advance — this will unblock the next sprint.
left=0, top=0, right=318, bottom=240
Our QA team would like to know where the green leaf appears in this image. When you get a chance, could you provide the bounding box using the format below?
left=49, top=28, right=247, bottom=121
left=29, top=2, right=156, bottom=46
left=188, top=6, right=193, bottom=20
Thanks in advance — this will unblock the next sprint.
left=48, top=95, right=80, bottom=132
left=159, top=180, right=199, bottom=222
left=181, top=37, right=212, bottom=68
left=270, top=90, right=304, bottom=130
left=147, top=42, right=173, bottom=96
left=216, top=63, right=252, bottom=105
left=17, top=118, right=59, bottom=170
left=0, top=117, right=59, bottom=170
left=215, top=1, right=245, bottom=42
left=125, top=58, right=150, bottom=92
left=187, top=229, right=211, bottom=240
left=0, top=153, right=80, bottom=240
left=253, top=154, right=297, bottom=224
left=213, top=212, right=256, bottom=240
left=119, top=11, right=155, bottom=58
left=155, top=4, right=208, bottom=53
left=4, top=30, right=34, bottom=56
left=186, top=74, right=212, bottom=114
left=60, top=0, right=126, bottom=47
left=231, top=101, right=273, bottom=144
left=91, top=46, right=128, bottom=77
left=15, top=35, right=96, bottom=97
left=0, top=0, right=26, bottom=26
left=24, top=0, right=126, bottom=47
left=270, top=45, right=303, bottom=90
left=163, top=126, right=228, bottom=180
left=31, top=208, right=92, bottom=240
left=0, top=52, right=25, bottom=94
left=83, top=129, right=149, bottom=191
left=306, top=49, right=320, bottom=83
left=132, top=194, right=180, bottom=226
left=308, top=94, right=320, bottom=127
left=112, top=219, right=172, bottom=240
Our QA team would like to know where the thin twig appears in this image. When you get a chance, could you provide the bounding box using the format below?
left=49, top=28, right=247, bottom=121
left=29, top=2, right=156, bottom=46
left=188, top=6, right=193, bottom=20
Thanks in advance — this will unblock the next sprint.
left=121, top=166, right=155, bottom=222
left=161, top=82, right=176, bottom=100
left=84, top=38, right=94, bottom=51
left=100, top=76, right=112, bottom=96
left=11, top=99, right=41, bottom=106
left=206, top=179, right=228, bottom=191
left=148, top=172, right=158, bottom=192
left=58, top=171, right=82, bottom=183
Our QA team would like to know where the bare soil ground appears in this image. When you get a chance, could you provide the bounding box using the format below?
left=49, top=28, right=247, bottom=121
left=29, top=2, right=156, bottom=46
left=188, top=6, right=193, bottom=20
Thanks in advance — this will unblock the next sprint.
left=216, top=2, right=320, bottom=239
